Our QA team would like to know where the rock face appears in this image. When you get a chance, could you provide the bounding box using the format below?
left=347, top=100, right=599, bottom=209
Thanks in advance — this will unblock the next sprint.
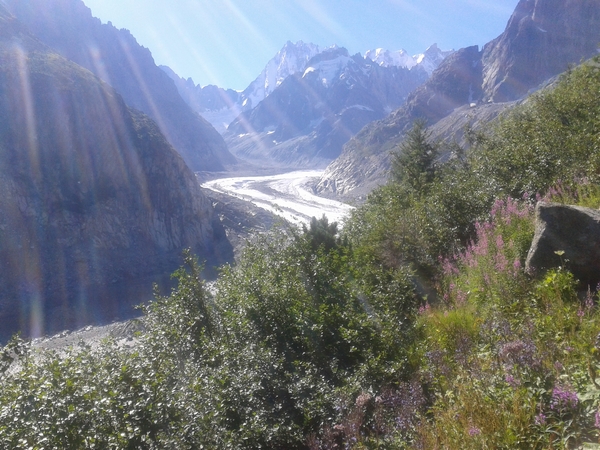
left=482, top=0, right=600, bottom=102
left=225, top=47, right=429, bottom=168
left=317, top=0, right=600, bottom=199
left=0, top=7, right=232, bottom=340
left=526, top=202, right=600, bottom=287
left=3, top=0, right=236, bottom=171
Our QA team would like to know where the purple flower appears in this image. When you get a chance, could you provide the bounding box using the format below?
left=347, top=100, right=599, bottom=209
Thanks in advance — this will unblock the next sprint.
left=550, top=385, right=579, bottom=412
left=505, top=374, right=520, bottom=387
left=595, top=410, right=600, bottom=429
left=498, top=339, right=539, bottom=370
left=496, top=235, right=504, bottom=249
left=377, top=381, right=425, bottom=433
left=468, top=425, right=481, bottom=436
left=535, top=412, right=546, bottom=425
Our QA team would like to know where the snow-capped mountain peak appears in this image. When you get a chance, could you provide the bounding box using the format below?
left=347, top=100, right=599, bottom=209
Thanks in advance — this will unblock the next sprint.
left=303, top=47, right=353, bottom=87
left=365, top=43, right=454, bottom=75
left=415, top=43, right=455, bottom=75
left=243, top=40, right=322, bottom=109
left=364, top=48, right=416, bottom=69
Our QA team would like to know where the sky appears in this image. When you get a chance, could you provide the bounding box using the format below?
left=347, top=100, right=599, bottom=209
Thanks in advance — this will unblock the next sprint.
left=82, top=0, right=521, bottom=91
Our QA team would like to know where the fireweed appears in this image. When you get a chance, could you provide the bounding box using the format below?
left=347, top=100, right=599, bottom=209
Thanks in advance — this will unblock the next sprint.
left=440, top=197, right=534, bottom=310
left=417, top=194, right=600, bottom=448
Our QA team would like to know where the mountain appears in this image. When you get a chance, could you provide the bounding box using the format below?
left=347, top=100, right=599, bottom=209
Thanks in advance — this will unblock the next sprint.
left=481, top=0, right=600, bottom=102
left=224, top=47, right=429, bottom=168
left=159, top=66, right=243, bottom=134
left=365, top=44, right=454, bottom=75
left=242, top=40, right=322, bottom=110
left=0, top=6, right=232, bottom=340
left=364, top=48, right=416, bottom=69
left=2, top=0, right=236, bottom=172
left=316, top=0, right=600, bottom=199
left=161, top=41, right=322, bottom=134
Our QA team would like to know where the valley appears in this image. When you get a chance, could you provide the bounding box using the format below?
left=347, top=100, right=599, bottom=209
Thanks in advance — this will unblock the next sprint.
left=3, top=0, right=600, bottom=447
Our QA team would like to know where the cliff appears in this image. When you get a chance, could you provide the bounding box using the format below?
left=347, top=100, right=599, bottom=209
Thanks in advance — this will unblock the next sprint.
left=0, top=6, right=232, bottom=339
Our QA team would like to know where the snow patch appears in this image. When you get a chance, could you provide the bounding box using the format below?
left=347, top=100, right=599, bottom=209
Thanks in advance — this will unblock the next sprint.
left=303, top=67, right=316, bottom=77
left=365, top=48, right=416, bottom=69
left=304, top=55, right=352, bottom=88
left=340, top=105, right=374, bottom=114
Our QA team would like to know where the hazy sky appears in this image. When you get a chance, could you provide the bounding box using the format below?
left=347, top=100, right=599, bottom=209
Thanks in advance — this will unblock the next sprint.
left=82, top=0, right=520, bottom=91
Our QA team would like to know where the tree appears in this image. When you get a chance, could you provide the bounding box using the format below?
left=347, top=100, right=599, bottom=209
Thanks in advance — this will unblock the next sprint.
left=302, top=214, right=339, bottom=252
left=390, top=119, right=439, bottom=193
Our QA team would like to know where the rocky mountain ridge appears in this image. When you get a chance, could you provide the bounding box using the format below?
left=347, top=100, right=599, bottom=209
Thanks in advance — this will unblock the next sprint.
left=365, top=43, right=454, bottom=75
left=161, top=41, right=323, bottom=134
left=223, top=47, right=429, bottom=168
left=162, top=41, right=452, bottom=136
left=316, top=0, right=600, bottom=200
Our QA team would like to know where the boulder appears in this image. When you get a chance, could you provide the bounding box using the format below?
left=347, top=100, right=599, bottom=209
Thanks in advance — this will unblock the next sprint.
left=525, top=202, right=600, bottom=287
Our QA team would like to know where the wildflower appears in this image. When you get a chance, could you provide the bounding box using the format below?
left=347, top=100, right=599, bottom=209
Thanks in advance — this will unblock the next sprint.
left=584, top=289, right=595, bottom=311
left=595, top=410, right=600, bottom=429
left=499, top=339, right=539, bottom=370
left=468, top=425, right=481, bottom=436
left=534, top=412, right=546, bottom=425
left=455, top=289, right=467, bottom=306
left=505, top=374, right=520, bottom=387
left=496, top=234, right=504, bottom=249
left=513, top=259, right=521, bottom=275
left=550, top=384, right=579, bottom=412
left=377, top=381, right=425, bottom=433
left=495, top=253, right=508, bottom=272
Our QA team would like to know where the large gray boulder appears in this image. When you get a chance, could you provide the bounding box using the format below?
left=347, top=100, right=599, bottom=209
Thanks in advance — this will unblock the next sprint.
left=526, top=202, right=600, bottom=287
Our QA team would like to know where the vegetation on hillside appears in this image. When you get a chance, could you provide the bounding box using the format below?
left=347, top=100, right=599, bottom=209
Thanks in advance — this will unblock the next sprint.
left=2, top=56, right=600, bottom=449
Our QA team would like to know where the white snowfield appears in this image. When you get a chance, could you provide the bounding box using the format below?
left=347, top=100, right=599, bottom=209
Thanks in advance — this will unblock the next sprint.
left=202, top=170, right=354, bottom=227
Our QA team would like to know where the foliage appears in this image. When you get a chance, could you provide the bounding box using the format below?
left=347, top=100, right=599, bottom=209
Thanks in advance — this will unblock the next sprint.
left=390, top=118, right=439, bottom=192
left=0, top=224, right=420, bottom=448
left=472, top=57, right=600, bottom=198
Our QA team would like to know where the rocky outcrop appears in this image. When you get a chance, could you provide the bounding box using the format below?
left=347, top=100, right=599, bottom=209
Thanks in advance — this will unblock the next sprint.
left=0, top=7, right=232, bottom=340
left=526, top=202, right=600, bottom=287
left=3, top=0, right=236, bottom=171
